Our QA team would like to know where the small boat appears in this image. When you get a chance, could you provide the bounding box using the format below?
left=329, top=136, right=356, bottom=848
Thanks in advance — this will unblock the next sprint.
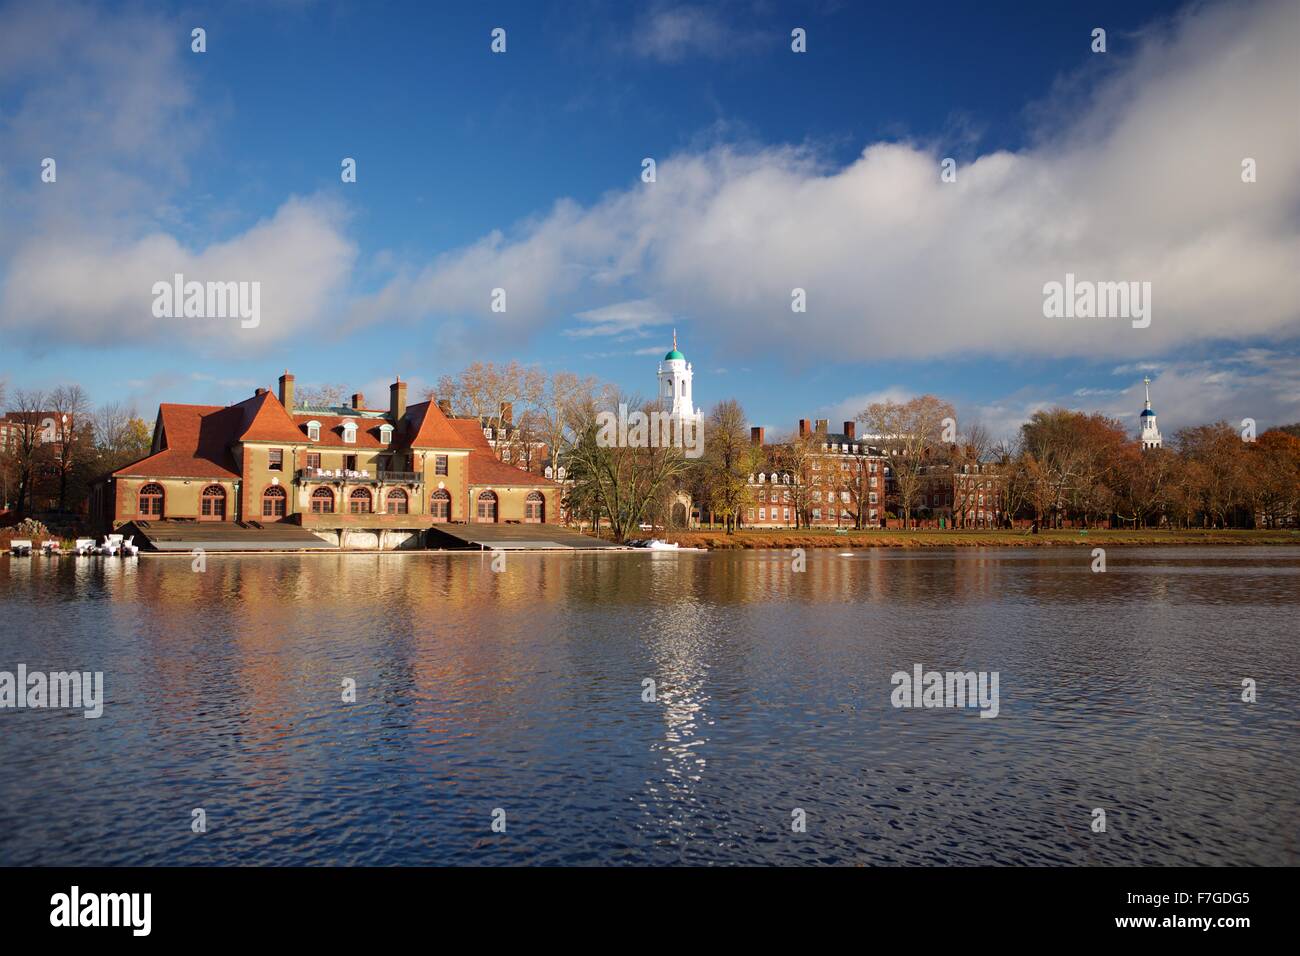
left=9, top=539, right=33, bottom=556
left=74, top=538, right=97, bottom=556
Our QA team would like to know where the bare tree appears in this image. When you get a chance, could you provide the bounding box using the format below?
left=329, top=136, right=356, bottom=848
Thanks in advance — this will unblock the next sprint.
left=8, top=388, right=48, bottom=516
left=563, top=394, right=689, bottom=542
left=295, top=383, right=350, bottom=407
left=858, top=396, right=955, bottom=529
left=769, top=431, right=819, bottom=528
left=49, top=384, right=90, bottom=511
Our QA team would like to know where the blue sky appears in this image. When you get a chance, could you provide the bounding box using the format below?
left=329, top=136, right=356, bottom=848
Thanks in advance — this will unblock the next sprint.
left=1, top=0, right=1297, bottom=439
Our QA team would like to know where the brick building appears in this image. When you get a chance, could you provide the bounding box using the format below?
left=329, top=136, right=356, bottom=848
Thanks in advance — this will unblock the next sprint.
left=89, top=372, right=559, bottom=547
left=744, top=419, right=889, bottom=528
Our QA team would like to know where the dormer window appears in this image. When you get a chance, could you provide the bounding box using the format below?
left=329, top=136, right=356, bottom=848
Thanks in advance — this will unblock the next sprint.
left=545, top=466, right=553, bottom=479
left=484, top=427, right=494, bottom=441
left=342, top=420, right=357, bottom=444
left=306, top=421, right=321, bottom=442
left=379, top=423, right=394, bottom=444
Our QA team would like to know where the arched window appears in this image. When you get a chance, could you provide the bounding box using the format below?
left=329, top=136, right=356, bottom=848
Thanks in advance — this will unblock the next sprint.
left=386, top=488, right=408, bottom=514
left=138, top=483, right=164, bottom=517
left=310, top=487, right=334, bottom=514
left=524, top=491, right=545, bottom=523
left=476, top=490, right=498, bottom=522
left=200, top=484, right=226, bottom=519
left=262, top=484, right=287, bottom=518
left=341, top=420, right=357, bottom=444
left=349, top=487, right=372, bottom=514
left=379, top=424, right=394, bottom=444
left=306, top=421, right=321, bottom=442
left=429, top=489, right=451, bottom=522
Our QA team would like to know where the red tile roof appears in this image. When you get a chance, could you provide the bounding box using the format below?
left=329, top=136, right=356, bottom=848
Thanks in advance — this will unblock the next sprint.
left=114, top=404, right=242, bottom=479
left=402, top=401, right=472, bottom=450
left=290, top=413, right=393, bottom=448
left=235, top=390, right=304, bottom=443
left=448, top=418, right=556, bottom=488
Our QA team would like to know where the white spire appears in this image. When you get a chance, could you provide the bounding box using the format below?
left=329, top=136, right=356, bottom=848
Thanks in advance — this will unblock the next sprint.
left=1140, top=376, right=1162, bottom=450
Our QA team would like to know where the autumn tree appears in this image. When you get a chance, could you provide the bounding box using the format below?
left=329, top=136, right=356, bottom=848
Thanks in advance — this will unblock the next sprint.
left=698, top=400, right=758, bottom=533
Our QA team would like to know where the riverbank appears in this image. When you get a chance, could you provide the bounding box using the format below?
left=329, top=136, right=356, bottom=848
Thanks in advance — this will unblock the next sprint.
left=653, top=528, right=1300, bottom=549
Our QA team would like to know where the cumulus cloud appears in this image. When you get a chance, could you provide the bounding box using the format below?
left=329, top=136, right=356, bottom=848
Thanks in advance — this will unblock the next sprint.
left=0, top=1, right=356, bottom=349
left=2, top=197, right=356, bottom=346
left=358, top=0, right=1300, bottom=363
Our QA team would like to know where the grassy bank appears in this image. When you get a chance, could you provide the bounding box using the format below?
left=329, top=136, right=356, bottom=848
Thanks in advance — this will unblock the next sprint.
left=654, top=528, right=1300, bottom=550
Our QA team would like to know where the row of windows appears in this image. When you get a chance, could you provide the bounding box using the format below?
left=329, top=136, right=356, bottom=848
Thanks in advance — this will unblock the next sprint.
left=270, top=450, right=449, bottom=474
left=137, top=484, right=540, bottom=521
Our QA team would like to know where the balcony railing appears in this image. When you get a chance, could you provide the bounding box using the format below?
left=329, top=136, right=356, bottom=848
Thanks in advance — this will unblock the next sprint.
left=297, top=467, right=423, bottom=484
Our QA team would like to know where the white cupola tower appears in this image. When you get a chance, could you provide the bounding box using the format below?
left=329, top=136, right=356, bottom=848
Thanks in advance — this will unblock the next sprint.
left=1140, top=376, right=1162, bottom=450
left=657, top=328, right=694, bottom=422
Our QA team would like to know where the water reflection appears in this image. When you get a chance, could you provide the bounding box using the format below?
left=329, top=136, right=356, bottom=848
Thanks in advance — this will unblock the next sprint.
left=0, top=547, right=1297, bottom=865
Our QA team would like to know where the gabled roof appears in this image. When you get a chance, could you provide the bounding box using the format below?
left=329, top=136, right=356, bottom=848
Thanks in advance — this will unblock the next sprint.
left=234, top=390, right=304, bottom=444
left=113, top=404, right=242, bottom=479
left=448, top=418, right=555, bottom=488
left=402, top=400, right=472, bottom=450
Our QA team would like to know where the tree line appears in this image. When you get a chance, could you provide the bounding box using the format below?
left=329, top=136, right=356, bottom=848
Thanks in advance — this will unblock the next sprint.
left=0, top=381, right=152, bottom=518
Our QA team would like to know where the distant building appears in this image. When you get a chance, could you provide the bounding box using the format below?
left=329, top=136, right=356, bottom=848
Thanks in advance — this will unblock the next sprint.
left=745, top=420, right=888, bottom=528
left=1140, top=376, right=1163, bottom=450
left=0, top=410, right=61, bottom=450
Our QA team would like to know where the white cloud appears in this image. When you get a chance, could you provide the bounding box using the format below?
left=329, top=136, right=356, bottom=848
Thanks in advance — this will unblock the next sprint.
left=0, top=3, right=357, bottom=350
left=627, top=3, right=768, bottom=62
left=359, top=0, right=1299, bottom=364
left=565, top=298, right=675, bottom=337
left=2, top=197, right=356, bottom=347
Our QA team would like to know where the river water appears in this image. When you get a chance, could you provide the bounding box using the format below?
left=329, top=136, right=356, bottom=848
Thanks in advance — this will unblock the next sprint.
left=1, top=547, right=1296, bottom=865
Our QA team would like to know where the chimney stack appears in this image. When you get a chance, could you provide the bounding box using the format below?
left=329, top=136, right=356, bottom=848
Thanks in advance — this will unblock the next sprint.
left=843, top=420, right=855, bottom=440
left=751, top=426, right=765, bottom=445
left=390, top=376, right=407, bottom=422
left=255, top=387, right=267, bottom=397
left=799, top=419, right=809, bottom=438
left=815, top=418, right=829, bottom=434
left=351, top=392, right=365, bottom=410
left=278, top=370, right=295, bottom=411
left=437, top=398, right=453, bottom=417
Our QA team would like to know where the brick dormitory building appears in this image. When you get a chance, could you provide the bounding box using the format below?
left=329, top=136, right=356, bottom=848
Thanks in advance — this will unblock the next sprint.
left=89, top=372, right=559, bottom=549
left=743, top=419, right=1004, bottom=529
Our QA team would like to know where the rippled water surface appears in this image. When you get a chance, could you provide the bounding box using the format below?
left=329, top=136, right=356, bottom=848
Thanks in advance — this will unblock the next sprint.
left=1, top=547, right=1297, bottom=866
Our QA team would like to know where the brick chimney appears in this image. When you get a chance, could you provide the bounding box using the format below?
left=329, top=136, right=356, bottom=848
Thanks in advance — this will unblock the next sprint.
left=815, top=418, right=829, bottom=434
left=751, top=426, right=765, bottom=445
left=798, top=419, right=810, bottom=438
left=278, top=370, right=295, bottom=410
left=351, top=392, right=365, bottom=410
left=843, top=420, right=855, bottom=440
left=390, top=376, right=407, bottom=422
left=255, top=387, right=267, bottom=396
